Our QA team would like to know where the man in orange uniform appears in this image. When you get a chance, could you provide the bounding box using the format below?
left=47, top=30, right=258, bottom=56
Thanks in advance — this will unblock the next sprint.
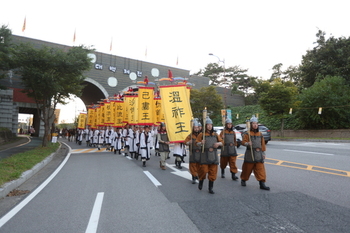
left=196, top=116, right=223, bottom=194
left=184, top=118, right=201, bottom=184
left=240, top=115, right=270, bottom=190
left=219, top=118, right=239, bottom=180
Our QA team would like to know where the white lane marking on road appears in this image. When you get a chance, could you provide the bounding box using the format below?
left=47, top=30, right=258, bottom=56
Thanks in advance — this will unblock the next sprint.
left=181, top=163, right=189, bottom=169
left=85, top=192, right=104, bottom=233
left=0, top=142, right=72, bottom=229
left=166, top=163, right=194, bottom=181
left=143, top=171, right=162, bottom=187
left=283, top=149, right=334, bottom=156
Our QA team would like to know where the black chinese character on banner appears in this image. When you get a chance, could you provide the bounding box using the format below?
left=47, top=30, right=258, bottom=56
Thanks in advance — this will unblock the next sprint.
left=141, top=102, right=150, bottom=110
left=175, top=122, right=188, bottom=134
left=172, top=107, right=185, bottom=118
left=168, top=91, right=182, bottom=103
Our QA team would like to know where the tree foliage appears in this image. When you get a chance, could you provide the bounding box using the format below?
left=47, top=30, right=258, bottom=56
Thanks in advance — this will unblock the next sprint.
left=300, top=30, right=350, bottom=88
left=0, top=25, right=13, bottom=90
left=259, top=79, right=299, bottom=134
left=195, top=62, right=256, bottom=97
left=12, top=43, right=92, bottom=146
left=296, top=76, right=350, bottom=129
left=195, top=63, right=224, bottom=86
left=190, top=86, right=224, bottom=125
left=269, top=63, right=302, bottom=89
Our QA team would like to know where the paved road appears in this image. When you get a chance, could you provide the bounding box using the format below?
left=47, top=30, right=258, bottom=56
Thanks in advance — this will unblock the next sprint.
left=0, top=139, right=349, bottom=232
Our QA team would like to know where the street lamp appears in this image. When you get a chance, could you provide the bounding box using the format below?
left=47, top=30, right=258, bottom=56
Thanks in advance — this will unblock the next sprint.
left=209, top=53, right=227, bottom=109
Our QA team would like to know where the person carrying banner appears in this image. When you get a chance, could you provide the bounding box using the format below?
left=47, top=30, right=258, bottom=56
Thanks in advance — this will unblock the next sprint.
left=132, top=125, right=140, bottom=159
left=77, top=128, right=84, bottom=145
left=113, top=127, right=123, bottom=154
left=219, top=118, right=239, bottom=180
left=157, top=122, right=170, bottom=170
left=128, top=125, right=137, bottom=158
left=93, top=127, right=99, bottom=148
left=122, top=124, right=133, bottom=156
left=153, top=125, right=160, bottom=156
left=240, top=115, right=270, bottom=190
left=196, top=116, right=223, bottom=194
left=84, top=126, right=91, bottom=147
left=109, top=127, right=116, bottom=152
left=89, top=128, right=94, bottom=147
left=97, top=126, right=105, bottom=150
left=105, top=125, right=114, bottom=151
left=139, top=125, right=152, bottom=167
left=184, top=118, right=201, bottom=184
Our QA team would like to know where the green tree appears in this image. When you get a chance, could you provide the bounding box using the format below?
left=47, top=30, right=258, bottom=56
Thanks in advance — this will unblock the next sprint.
left=259, top=79, right=298, bottom=136
left=296, top=76, right=350, bottom=129
left=269, top=63, right=283, bottom=81
left=12, top=43, right=92, bottom=147
left=269, top=63, right=302, bottom=88
left=190, top=86, right=224, bottom=125
left=283, top=65, right=302, bottom=87
left=300, top=30, right=350, bottom=88
left=195, top=62, right=255, bottom=106
left=0, top=25, right=13, bottom=90
left=195, top=62, right=224, bottom=86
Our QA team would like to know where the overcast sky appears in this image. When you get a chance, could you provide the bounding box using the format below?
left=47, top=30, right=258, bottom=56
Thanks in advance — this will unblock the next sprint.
left=4, top=0, right=350, bottom=123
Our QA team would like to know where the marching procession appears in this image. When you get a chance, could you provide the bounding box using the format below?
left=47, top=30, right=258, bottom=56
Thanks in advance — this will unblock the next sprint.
left=69, top=114, right=270, bottom=194
left=68, top=73, right=270, bottom=194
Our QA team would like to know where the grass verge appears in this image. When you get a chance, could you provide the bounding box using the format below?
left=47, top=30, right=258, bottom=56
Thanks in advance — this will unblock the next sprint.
left=0, top=142, right=60, bottom=187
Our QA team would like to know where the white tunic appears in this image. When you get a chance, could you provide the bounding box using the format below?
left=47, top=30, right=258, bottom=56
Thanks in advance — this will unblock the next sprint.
left=98, top=129, right=105, bottom=144
left=139, top=131, right=151, bottom=159
left=93, top=130, right=99, bottom=144
left=173, top=143, right=186, bottom=157
left=84, top=128, right=90, bottom=141
left=105, top=129, right=114, bottom=144
left=112, top=128, right=123, bottom=150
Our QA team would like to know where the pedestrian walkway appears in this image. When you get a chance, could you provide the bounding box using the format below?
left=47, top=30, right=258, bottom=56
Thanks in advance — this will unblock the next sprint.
left=0, top=136, right=42, bottom=160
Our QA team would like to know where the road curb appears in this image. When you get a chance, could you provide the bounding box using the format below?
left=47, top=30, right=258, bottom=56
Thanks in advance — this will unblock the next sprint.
left=0, top=143, right=62, bottom=199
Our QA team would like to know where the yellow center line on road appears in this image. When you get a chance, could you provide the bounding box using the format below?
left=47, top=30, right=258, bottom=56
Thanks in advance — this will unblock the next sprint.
left=71, top=148, right=107, bottom=153
left=236, top=154, right=350, bottom=177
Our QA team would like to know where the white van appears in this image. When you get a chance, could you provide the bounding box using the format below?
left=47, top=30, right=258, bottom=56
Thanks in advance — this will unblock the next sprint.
left=213, top=126, right=242, bottom=148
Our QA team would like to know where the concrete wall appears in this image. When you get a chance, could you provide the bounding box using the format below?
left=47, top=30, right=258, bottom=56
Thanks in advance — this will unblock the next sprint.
left=272, top=129, right=350, bottom=138
left=0, top=89, right=18, bottom=135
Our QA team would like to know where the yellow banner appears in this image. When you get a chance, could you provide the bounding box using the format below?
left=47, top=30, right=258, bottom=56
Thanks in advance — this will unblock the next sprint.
left=104, top=101, right=114, bottom=125
left=87, top=107, right=94, bottom=126
left=115, top=100, right=124, bottom=127
left=123, top=96, right=130, bottom=124
left=100, top=103, right=106, bottom=126
left=138, top=87, right=154, bottom=125
left=128, top=94, right=138, bottom=125
left=111, top=99, right=117, bottom=124
left=187, top=86, right=191, bottom=99
left=159, top=85, right=193, bottom=142
left=91, top=107, right=97, bottom=129
left=154, top=97, right=165, bottom=125
left=78, top=113, right=87, bottom=129
left=96, top=107, right=101, bottom=127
